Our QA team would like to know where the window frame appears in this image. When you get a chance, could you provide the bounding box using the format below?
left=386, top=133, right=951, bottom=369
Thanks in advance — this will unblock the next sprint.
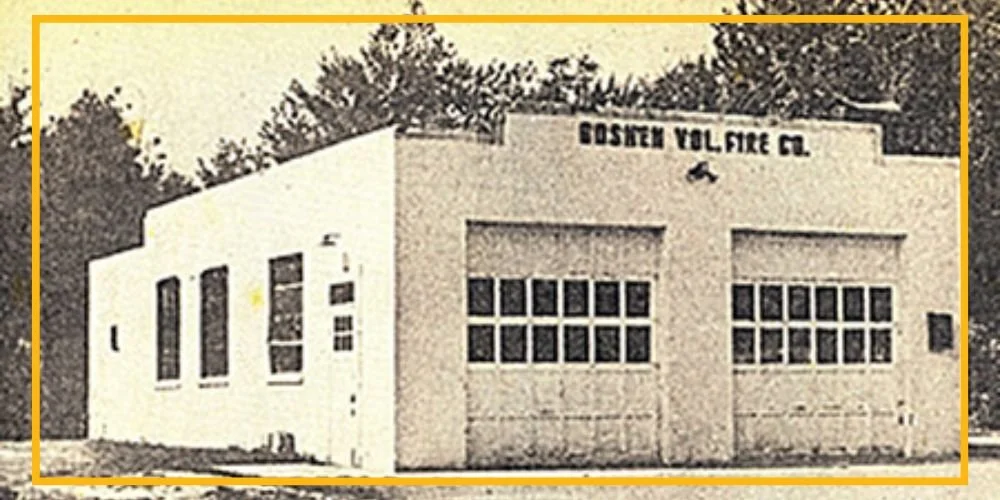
left=267, top=253, right=305, bottom=379
left=156, top=276, right=181, bottom=385
left=466, top=274, right=655, bottom=370
left=199, top=265, right=230, bottom=383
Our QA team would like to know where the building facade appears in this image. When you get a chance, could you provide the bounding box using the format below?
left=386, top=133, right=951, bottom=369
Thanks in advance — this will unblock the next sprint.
left=88, top=111, right=960, bottom=473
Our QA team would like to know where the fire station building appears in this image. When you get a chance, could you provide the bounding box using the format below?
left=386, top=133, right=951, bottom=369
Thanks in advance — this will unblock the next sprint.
left=88, top=111, right=960, bottom=473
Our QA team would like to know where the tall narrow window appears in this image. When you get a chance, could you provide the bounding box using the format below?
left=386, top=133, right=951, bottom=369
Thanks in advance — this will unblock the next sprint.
left=156, top=277, right=180, bottom=381
left=200, top=267, right=229, bottom=378
left=269, top=254, right=304, bottom=374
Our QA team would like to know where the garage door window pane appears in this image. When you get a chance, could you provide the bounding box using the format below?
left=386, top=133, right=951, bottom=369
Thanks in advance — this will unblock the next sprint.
left=843, top=328, right=865, bottom=363
left=870, top=287, right=892, bottom=322
left=531, top=279, right=558, bottom=316
left=760, top=286, right=783, bottom=321
left=468, top=278, right=494, bottom=316
left=788, top=327, right=811, bottom=364
left=816, top=287, right=838, bottom=321
left=788, top=286, right=811, bottom=321
left=732, top=327, right=755, bottom=364
left=563, top=280, right=589, bottom=317
left=563, top=325, right=589, bottom=363
left=625, top=282, right=650, bottom=318
left=732, top=285, right=754, bottom=320
left=532, top=325, right=558, bottom=363
left=760, top=328, right=783, bottom=364
left=870, top=328, right=892, bottom=363
left=626, top=326, right=651, bottom=363
left=595, top=326, right=621, bottom=363
left=843, top=287, right=865, bottom=322
left=817, top=328, right=838, bottom=364
left=595, top=281, right=620, bottom=317
left=500, top=279, right=526, bottom=316
left=500, top=325, right=527, bottom=363
left=468, top=325, right=495, bottom=362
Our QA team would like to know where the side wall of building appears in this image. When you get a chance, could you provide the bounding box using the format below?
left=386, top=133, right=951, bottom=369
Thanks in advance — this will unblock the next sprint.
left=393, top=114, right=959, bottom=469
left=88, top=129, right=397, bottom=472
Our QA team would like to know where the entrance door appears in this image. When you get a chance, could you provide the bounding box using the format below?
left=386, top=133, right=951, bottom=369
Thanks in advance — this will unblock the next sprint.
left=327, top=260, right=362, bottom=468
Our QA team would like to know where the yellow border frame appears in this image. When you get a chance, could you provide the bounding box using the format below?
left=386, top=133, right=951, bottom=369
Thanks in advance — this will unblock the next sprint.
left=30, top=13, right=970, bottom=487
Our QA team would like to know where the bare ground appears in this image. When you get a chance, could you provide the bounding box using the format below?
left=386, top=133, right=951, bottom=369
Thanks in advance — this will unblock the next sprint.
left=2, top=440, right=997, bottom=499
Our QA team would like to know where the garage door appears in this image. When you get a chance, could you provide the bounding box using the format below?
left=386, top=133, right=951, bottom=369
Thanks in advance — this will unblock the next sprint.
left=729, top=231, right=906, bottom=457
left=464, top=222, right=664, bottom=468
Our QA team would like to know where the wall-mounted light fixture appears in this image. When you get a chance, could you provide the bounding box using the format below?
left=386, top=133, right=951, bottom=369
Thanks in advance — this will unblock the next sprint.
left=685, top=161, right=719, bottom=184
left=321, top=232, right=341, bottom=247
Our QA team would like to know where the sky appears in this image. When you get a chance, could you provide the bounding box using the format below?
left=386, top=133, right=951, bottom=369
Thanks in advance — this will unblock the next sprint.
left=2, top=0, right=734, bottom=177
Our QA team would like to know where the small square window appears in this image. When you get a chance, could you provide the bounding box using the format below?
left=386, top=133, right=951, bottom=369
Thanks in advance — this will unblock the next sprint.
left=531, top=279, right=558, bottom=316
left=870, top=287, right=892, bottom=322
left=843, top=328, right=865, bottom=364
left=816, top=287, right=838, bottom=321
left=595, top=326, right=621, bottom=363
left=563, top=280, right=589, bottom=317
left=843, top=287, right=865, bottom=322
left=500, top=279, right=527, bottom=316
left=500, top=325, right=527, bottom=363
left=732, top=285, right=755, bottom=321
left=788, top=327, right=811, bottom=364
left=626, top=326, right=651, bottom=363
left=732, top=327, right=755, bottom=365
left=760, top=286, right=783, bottom=321
left=563, top=325, right=590, bottom=363
left=928, top=313, right=954, bottom=352
left=595, top=281, right=621, bottom=317
left=870, top=328, right=892, bottom=363
left=788, top=286, right=811, bottom=321
left=467, top=278, right=494, bottom=316
left=625, top=282, right=651, bottom=318
left=329, top=282, right=354, bottom=305
left=468, top=325, right=495, bottom=362
left=532, top=325, right=558, bottom=363
left=760, top=328, right=783, bottom=364
left=817, top=328, right=838, bottom=364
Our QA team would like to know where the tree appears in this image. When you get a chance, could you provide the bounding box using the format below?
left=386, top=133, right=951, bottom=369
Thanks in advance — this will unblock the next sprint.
left=196, top=137, right=272, bottom=188
left=647, top=54, right=724, bottom=112
left=0, top=84, right=32, bottom=439
left=711, top=0, right=961, bottom=156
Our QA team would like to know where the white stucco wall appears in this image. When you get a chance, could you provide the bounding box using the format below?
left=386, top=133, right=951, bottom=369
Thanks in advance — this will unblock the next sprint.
left=88, top=128, right=397, bottom=473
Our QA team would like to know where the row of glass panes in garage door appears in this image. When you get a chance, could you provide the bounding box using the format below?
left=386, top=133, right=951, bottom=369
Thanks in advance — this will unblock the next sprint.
left=467, top=324, right=652, bottom=364
left=467, top=277, right=653, bottom=365
left=731, top=283, right=894, bottom=366
left=467, top=277, right=652, bottom=318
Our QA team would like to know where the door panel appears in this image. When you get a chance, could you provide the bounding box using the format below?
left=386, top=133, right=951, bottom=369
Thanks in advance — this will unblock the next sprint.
left=466, top=369, right=660, bottom=468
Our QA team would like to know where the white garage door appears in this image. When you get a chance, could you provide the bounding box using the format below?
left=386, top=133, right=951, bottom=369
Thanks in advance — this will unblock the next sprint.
left=464, top=223, right=664, bottom=467
left=729, top=231, right=906, bottom=457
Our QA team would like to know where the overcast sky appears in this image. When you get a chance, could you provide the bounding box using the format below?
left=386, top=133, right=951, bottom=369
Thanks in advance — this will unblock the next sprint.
left=3, top=0, right=733, bottom=176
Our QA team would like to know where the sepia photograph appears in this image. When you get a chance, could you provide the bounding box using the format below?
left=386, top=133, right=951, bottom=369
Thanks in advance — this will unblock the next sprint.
left=0, top=0, right=992, bottom=498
